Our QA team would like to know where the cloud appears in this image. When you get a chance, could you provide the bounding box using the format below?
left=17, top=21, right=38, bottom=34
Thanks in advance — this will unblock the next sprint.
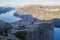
left=0, top=0, right=60, bottom=7
left=0, top=0, right=60, bottom=2
left=0, top=2, right=60, bottom=7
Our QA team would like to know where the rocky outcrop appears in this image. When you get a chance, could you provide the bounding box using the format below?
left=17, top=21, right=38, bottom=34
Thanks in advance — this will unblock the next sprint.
left=10, top=16, right=53, bottom=40
left=26, top=20, right=53, bottom=40
left=0, top=20, right=12, bottom=36
left=0, top=36, right=7, bottom=40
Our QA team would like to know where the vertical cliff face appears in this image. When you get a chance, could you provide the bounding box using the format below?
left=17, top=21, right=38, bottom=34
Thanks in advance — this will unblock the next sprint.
left=25, top=20, right=53, bottom=40
left=39, top=21, right=54, bottom=40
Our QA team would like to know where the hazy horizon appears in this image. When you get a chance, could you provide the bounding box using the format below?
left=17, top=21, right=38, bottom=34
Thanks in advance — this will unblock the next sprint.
left=0, top=0, right=60, bottom=7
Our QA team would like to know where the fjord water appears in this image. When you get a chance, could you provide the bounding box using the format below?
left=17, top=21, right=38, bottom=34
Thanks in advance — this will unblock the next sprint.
left=54, top=27, right=60, bottom=40
left=0, top=10, right=21, bottom=23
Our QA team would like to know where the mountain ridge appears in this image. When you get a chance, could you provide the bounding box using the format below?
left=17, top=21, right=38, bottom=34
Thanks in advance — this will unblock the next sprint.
left=15, top=5, right=60, bottom=20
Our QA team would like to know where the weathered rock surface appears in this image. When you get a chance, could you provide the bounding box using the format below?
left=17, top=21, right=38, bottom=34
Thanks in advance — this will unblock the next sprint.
left=0, top=36, right=7, bottom=40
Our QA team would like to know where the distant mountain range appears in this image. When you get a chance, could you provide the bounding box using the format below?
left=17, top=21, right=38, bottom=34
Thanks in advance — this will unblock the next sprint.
left=14, top=5, right=60, bottom=28
left=0, top=7, right=14, bottom=14
left=15, top=5, right=60, bottom=20
left=14, top=12, right=33, bottom=20
left=0, top=5, right=60, bottom=28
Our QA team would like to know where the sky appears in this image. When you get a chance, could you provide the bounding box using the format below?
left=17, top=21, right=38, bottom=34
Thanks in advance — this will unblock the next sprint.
left=0, top=0, right=60, bottom=7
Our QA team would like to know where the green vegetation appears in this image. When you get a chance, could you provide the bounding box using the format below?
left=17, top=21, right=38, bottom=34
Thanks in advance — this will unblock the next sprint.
left=15, top=30, right=28, bottom=40
left=11, top=37, right=20, bottom=40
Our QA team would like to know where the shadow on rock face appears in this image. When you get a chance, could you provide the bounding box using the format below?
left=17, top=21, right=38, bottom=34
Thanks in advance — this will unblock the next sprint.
left=53, top=18, right=60, bottom=28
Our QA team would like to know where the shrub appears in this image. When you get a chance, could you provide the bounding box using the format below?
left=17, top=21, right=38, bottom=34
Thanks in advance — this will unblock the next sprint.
left=15, top=30, right=28, bottom=40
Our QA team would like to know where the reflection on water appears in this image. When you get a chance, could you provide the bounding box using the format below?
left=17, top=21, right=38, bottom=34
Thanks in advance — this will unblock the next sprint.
left=54, top=27, right=60, bottom=40
left=0, top=10, right=21, bottom=23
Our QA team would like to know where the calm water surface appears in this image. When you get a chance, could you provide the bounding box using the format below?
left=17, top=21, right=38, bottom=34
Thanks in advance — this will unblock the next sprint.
left=0, top=10, right=21, bottom=23
left=54, top=27, right=60, bottom=40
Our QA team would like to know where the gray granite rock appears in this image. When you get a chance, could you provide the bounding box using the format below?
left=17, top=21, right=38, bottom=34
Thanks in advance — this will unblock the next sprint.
left=0, top=36, right=7, bottom=40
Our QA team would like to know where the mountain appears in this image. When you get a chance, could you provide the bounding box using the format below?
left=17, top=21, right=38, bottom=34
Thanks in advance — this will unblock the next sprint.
left=14, top=12, right=33, bottom=21
left=0, top=7, right=14, bottom=14
left=15, top=5, right=60, bottom=20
